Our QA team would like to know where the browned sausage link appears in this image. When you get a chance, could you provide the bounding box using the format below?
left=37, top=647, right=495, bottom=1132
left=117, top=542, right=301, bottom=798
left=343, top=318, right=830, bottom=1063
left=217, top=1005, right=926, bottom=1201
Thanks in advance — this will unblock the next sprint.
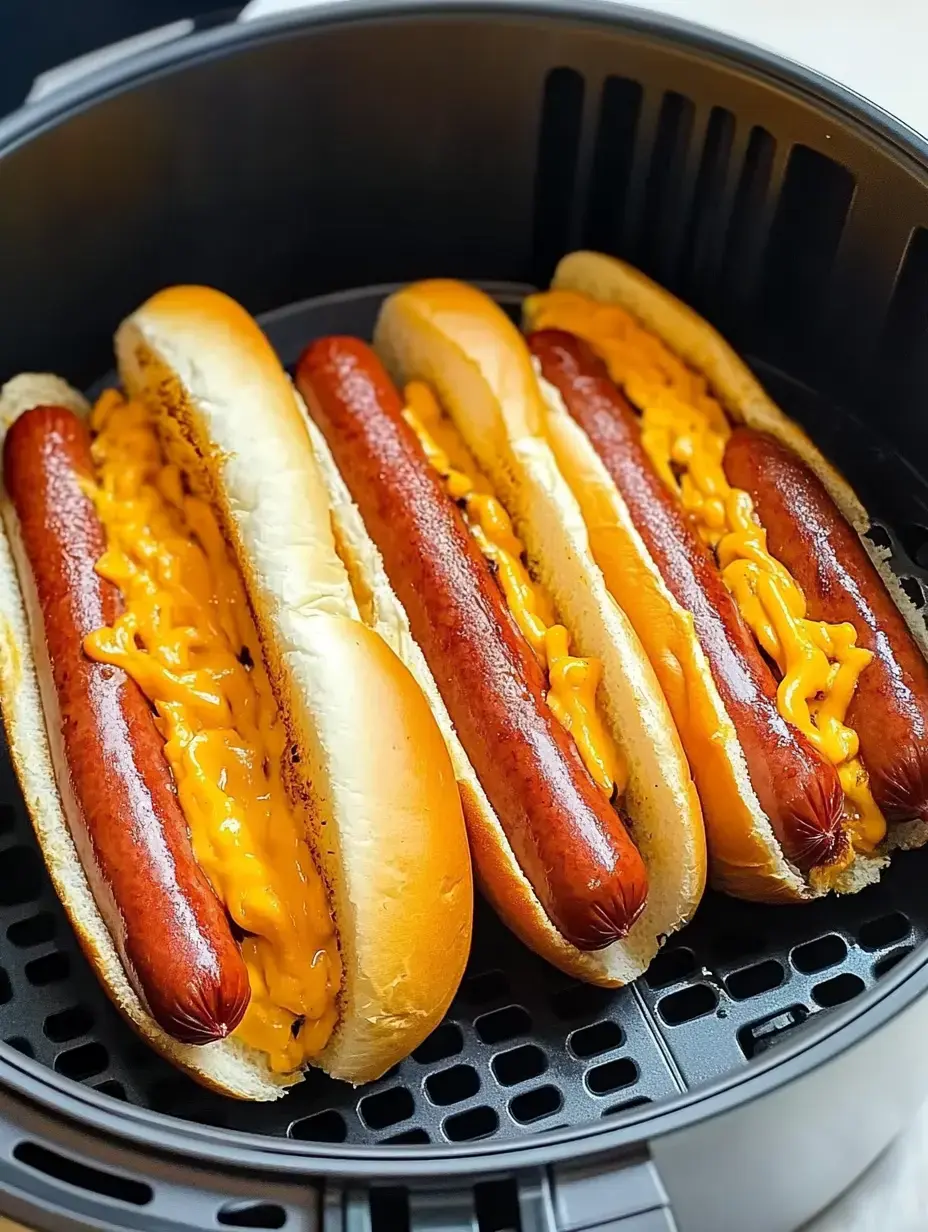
left=724, top=426, right=928, bottom=824
left=296, top=337, right=648, bottom=949
left=3, top=406, right=250, bottom=1043
left=529, top=330, right=846, bottom=871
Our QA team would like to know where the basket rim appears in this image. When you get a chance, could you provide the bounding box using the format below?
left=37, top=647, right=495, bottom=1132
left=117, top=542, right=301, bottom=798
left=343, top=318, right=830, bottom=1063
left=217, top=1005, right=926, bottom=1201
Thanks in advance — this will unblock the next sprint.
left=0, top=0, right=927, bottom=1178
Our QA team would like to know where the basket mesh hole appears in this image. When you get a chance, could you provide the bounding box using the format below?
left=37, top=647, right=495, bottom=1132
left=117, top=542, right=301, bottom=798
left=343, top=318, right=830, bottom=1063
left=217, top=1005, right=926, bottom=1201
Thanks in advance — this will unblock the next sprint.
left=658, top=983, right=718, bottom=1025
left=359, top=1086, right=414, bottom=1130
left=491, top=1043, right=547, bottom=1087
left=550, top=984, right=614, bottom=1021
left=93, top=1079, right=126, bottom=1101
left=586, top=1057, right=638, bottom=1095
left=874, top=947, right=914, bottom=978
left=509, top=1084, right=562, bottom=1124
left=44, top=1005, right=94, bottom=1043
left=13, top=1141, right=152, bottom=1207
left=0, top=967, right=12, bottom=1005
left=7, top=912, right=56, bottom=948
left=0, top=846, right=43, bottom=906
left=217, top=1201, right=287, bottom=1229
left=866, top=524, right=893, bottom=551
left=475, top=1179, right=521, bottom=1232
left=726, top=959, right=785, bottom=1000
left=443, top=1105, right=498, bottom=1142
left=602, top=1095, right=652, bottom=1118
left=568, top=1020, right=624, bottom=1059
left=475, top=1005, right=530, bottom=1044
left=147, top=1076, right=194, bottom=1113
left=383, top=1128, right=429, bottom=1145
left=288, top=1110, right=347, bottom=1142
left=461, top=970, right=509, bottom=1006
left=899, top=523, right=928, bottom=568
left=711, top=926, right=767, bottom=963
left=792, top=934, right=848, bottom=974
left=369, top=1188, right=408, bottom=1232
left=54, top=1041, right=108, bottom=1081
left=859, top=912, right=911, bottom=950
left=25, top=951, right=69, bottom=986
left=812, top=973, right=866, bottom=1008
left=413, top=1022, right=463, bottom=1064
left=645, top=947, right=697, bottom=989
left=425, top=1063, right=480, bottom=1106
left=5, top=1035, right=33, bottom=1057
left=900, top=576, right=927, bottom=608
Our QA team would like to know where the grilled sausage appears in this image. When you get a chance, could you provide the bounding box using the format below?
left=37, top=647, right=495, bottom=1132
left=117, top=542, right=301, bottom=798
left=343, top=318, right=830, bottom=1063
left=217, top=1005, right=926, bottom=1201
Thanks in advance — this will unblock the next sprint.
left=529, top=329, right=846, bottom=871
left=3, top=406, right=250, bottom=1043
left=296, top=337, right=648, bottom=948
left=724, top=425, right=928, bottom=825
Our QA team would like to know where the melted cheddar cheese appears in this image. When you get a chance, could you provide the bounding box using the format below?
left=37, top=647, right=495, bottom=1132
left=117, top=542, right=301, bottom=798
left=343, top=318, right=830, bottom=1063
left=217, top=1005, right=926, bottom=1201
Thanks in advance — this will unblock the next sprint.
left=527, top=291, right=885, bottom=852
left=402, top=382, right=625, bottom=799
left=82, top=390, right=341, bottom=1072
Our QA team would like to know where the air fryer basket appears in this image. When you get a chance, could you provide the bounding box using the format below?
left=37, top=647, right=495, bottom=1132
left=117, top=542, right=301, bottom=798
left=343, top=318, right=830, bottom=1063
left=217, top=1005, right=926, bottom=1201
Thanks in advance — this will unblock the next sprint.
left=2, top=4, right=928, bottom=1230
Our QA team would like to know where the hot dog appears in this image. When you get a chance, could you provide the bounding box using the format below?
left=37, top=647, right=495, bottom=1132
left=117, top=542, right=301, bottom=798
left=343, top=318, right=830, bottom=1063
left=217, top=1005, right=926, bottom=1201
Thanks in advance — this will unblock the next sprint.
left=0, top=289, right=472, bottom=1098
left=4, top=404, right=250, bottom=1044
left=299, top=337, right=647, bottom=950
left=524, top=249, right=928, bottom=901
left=527, top=332, right=844, bottom=875
left=295, top=284, right=706, bottom=987
left=723, top=426, right=928, bottom=826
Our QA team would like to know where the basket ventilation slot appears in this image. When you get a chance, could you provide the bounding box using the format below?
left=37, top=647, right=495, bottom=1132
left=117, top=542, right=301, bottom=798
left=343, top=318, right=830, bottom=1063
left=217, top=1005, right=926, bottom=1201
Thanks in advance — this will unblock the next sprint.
left=583, top=76, right=643, bottom=255
left=13, top=1141, right=153, bottom=1207
left=533, top=67, right=585, bottom=283
left=760, top=144, right=856, bottom=369
left=874, top=227, right=928, bottom=447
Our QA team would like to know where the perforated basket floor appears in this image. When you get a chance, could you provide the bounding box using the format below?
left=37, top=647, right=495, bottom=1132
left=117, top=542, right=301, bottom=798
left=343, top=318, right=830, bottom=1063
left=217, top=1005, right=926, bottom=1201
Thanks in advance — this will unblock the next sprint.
left=0, top=284, right=925, bottom=1150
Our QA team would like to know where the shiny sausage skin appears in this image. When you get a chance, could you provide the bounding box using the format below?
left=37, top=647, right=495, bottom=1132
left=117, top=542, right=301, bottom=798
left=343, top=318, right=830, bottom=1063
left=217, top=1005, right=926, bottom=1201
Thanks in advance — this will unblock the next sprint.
left=529, top=330, right=845, bottom=872
left=3, top=406, right=250, bottom=1043
left=296, top=337, right=648, bottom=949
left=724, top=426, right=928, bottom=824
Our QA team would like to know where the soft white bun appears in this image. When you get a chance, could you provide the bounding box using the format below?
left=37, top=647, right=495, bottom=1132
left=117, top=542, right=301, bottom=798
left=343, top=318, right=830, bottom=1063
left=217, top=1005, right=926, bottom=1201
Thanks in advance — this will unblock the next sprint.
left=530, top=249, right=928, bottom=898
left=356, top=279, right=707, bottom=986
left=0, top=288, right=473, bottom=1100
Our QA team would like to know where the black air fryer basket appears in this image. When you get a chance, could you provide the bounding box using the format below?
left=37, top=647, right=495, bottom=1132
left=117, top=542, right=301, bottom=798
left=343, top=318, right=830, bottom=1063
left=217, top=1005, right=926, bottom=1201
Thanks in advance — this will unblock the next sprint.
left=1, top=5, right=928, bottom=1230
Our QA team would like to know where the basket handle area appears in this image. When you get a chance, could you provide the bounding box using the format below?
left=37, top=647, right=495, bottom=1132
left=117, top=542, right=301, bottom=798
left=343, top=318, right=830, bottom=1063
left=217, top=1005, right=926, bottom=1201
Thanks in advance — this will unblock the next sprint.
left=324, top=1156, right=678, bottom=1232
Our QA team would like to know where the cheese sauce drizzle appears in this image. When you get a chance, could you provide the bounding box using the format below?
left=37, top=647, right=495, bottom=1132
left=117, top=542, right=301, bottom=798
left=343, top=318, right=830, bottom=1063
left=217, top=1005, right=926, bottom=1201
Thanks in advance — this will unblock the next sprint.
left=527, top=291, right=885, bottom=852
left=82, top=389, right=341, bottom=1072
left=402, top=381, right=626, bottom=800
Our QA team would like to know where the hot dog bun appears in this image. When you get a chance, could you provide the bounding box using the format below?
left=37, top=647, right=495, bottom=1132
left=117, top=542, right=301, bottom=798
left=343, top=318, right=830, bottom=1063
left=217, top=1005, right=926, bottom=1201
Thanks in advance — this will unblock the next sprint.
left=0, top=288, right=472, bottom=1098
left=526, top=250, right=928, bottom=900
left=322, top=279, right=705, bottom=986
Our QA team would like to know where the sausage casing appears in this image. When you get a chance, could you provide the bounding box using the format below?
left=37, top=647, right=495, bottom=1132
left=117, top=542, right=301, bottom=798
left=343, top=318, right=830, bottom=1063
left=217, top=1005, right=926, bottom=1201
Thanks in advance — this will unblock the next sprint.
left=3, top=406, right=250, bottom=1043
left=296, top=337, right=648, bottom=949
left=529, top=330, right=845, bottom=871
left=724, top=426, right=928, bottom=824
